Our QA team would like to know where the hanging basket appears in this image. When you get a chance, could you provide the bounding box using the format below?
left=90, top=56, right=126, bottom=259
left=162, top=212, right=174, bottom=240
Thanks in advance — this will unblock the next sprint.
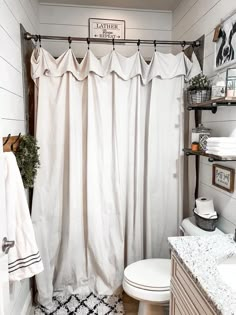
left=187, top=89, right=211, bottom=104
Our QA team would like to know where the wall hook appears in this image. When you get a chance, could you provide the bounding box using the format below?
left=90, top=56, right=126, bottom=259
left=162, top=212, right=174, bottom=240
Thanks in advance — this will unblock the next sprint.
left=3, top=134, right=11, bottom=146
left=11, top=133, right=21, bottom=152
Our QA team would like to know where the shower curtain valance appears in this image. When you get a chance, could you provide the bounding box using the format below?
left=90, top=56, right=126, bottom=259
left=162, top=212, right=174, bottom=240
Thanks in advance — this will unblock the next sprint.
left=31, top=48, right=198, bottom=84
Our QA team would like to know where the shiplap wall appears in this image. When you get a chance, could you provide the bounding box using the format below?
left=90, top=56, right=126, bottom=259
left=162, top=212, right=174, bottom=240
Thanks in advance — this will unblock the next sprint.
left=173, top=0, right=236, bottom=232
left=0, top=1, right=39, bottom=313
left=39, top=3, right=172, bottom=59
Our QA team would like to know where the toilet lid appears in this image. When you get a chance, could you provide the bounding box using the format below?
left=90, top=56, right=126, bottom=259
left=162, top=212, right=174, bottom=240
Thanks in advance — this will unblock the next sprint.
left=124, top=259, right=171, bottom=291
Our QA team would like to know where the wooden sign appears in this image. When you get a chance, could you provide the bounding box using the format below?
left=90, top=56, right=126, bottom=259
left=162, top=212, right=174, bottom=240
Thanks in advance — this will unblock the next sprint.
left=89, top=18, right=125, bottom=39
left=212, top=164, right=235, bottom=193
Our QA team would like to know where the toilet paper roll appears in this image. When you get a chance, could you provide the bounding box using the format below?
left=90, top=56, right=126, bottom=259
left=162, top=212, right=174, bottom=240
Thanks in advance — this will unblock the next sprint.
left=196, top=197, right=215, bottom=215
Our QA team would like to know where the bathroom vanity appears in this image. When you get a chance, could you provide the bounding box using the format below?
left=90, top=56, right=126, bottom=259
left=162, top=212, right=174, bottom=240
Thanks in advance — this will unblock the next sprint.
left=168, top=235, right=236, bottom=315
left=170, top=252, right=215, bottom=314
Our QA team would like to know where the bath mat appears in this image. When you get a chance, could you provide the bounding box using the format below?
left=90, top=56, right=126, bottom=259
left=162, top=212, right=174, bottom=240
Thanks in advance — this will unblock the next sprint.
left=34, top=292, right=124, bottom=315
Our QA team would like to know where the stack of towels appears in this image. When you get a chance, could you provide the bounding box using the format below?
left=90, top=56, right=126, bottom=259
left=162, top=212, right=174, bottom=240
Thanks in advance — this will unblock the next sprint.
left=194, top=197, right=217, bottom=219
left=206, top=137, right=236, bottom=156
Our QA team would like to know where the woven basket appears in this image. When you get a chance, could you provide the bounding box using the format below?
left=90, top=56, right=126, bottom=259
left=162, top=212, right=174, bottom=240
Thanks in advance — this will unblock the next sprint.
left=187, top=89, right=211, bottom=104
left=194, top=211, right=218, bottom=232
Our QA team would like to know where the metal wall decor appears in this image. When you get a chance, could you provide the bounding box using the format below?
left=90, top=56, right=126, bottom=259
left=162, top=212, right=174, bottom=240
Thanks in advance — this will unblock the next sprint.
left=89, top=18, right=125, bottom=39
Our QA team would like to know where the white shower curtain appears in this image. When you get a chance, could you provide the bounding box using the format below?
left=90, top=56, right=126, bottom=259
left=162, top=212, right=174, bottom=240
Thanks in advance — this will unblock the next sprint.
left=31, top=47, right=198, bottom=308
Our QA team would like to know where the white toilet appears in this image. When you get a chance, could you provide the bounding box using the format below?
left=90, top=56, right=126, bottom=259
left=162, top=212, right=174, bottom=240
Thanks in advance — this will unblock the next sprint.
left=122, top=216, right=223, bottom=315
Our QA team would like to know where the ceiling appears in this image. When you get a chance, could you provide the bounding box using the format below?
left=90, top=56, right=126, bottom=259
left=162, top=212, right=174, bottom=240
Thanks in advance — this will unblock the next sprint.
left=40, top=0, right=181, bottom=11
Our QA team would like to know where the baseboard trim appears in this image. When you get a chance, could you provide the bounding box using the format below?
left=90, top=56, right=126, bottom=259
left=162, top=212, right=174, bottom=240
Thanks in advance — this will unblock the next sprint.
left=21, top=290, right=32, bottom=315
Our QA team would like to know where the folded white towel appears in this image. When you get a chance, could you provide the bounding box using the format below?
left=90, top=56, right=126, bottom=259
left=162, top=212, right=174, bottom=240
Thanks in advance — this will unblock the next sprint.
left=206, top=146, right=236, bottom=151
left=206, top=144, right=236, bottom=149
left=207, top=137, right=236, bottom=144
left=4, top=152, right=44, bottom=281
left=206, top=150, right=236, bottom=156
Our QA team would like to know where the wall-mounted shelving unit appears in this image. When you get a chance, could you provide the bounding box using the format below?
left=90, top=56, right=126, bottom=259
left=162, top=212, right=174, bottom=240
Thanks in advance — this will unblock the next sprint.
left=184, top=95, right=236, bottom=198
left=183, top=148, right=236, bottom=162
left=187, top=97, right=236, bottom=113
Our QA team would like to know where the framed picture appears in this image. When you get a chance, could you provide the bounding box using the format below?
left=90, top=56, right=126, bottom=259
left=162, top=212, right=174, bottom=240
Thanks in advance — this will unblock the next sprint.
left=225, top=68, right=236, bottom=99
left=89, top=18, right=125, bottom=40
left=212, top=164, right=235, bottom=193
left=215, top=12, right=236, bottom=69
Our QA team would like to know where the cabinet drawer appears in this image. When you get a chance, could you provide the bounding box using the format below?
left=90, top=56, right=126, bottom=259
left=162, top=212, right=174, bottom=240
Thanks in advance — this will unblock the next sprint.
left=170, top=284, right=194, bottom=315
left=170, top=292, right=185, bottom=315
left=171, top=253, right=215, bottom=315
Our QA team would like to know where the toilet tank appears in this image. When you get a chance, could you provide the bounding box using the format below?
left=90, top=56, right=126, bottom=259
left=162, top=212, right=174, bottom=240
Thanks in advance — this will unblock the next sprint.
left=181, top=216, right=224, bottom=236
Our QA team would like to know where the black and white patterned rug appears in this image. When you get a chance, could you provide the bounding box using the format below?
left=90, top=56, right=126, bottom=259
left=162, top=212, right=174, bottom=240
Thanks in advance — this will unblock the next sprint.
left=34, top=293, right=124, bottom=315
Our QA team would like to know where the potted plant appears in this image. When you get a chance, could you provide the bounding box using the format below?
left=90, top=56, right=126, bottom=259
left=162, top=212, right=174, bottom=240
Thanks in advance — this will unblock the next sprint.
left=187, top=73, right=211, bottom=104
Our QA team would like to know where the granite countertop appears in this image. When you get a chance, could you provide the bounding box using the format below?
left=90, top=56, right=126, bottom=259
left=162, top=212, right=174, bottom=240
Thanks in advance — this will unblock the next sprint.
left=168, top=234, right=236, bottom=315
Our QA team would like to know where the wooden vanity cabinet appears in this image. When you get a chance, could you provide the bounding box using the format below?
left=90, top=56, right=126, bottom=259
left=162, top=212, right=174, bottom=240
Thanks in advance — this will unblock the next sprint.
left=170, top=253, right=216, bottom=315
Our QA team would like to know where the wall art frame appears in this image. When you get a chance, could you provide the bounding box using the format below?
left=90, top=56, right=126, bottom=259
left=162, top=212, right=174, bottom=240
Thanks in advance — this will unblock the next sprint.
left=215, top=11, right=236, bottom=70
left=212, top=164, right=235, bottom=193
left=89, top=18, right=125, bottom=40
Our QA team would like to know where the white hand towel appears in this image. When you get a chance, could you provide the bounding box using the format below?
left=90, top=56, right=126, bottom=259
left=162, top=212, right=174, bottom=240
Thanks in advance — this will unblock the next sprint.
left=4, top=152, right=44, bottom=281
left=207, top=137, right=236, bottom=144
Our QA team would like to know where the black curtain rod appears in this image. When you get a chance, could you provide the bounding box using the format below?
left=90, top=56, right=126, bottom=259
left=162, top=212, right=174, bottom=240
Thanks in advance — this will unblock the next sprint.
left=24, top=32, right=200, bottom=47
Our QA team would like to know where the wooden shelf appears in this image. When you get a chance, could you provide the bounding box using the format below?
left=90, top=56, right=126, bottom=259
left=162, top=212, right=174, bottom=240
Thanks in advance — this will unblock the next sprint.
left=187, top=97, right=236, bottom=113
left=183, top=148, right=236, bottom=162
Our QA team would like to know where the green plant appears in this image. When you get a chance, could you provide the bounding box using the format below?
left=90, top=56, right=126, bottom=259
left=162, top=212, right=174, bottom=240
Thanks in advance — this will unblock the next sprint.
left=188, top=73, right=210, bottom=91
left=14, top=135, right=40, bottom=189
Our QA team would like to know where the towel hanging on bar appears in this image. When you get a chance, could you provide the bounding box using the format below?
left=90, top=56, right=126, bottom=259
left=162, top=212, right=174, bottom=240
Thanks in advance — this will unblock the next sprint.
left=3, top=152, right=44, bottom=281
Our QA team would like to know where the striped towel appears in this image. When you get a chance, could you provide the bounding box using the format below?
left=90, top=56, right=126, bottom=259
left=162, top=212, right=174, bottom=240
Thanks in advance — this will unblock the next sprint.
left=4, top=152, right=44, bottom=281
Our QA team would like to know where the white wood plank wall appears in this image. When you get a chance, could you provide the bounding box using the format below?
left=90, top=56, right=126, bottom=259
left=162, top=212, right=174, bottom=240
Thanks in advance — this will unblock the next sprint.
left=0, top=0, right=39, bottom=135
left=0, top=0, right=39, bottom=313
left=173, top=0, right=236, bottom=231
left=39, top=3, right=172, bottom=59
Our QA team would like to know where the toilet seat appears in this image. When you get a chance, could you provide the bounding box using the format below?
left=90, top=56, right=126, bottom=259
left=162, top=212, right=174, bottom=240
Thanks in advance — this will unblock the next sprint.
left=124, top=259, right=171, bottom=291
left=124, top=277, right=169, bottom=291
left=123, top=259, right=171, bottom=304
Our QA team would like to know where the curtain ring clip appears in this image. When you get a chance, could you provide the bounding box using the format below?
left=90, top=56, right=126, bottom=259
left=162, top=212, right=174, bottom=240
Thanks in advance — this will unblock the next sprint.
left=181, top=41, right=186, bottom=51
left=112, top=38, right=115, bottom=51
left=68, top=37, right=72, bottom=49
left=154, top=40, right=157, bottom=52
left=87, top=37, right=90, bottom=50
left=137, top=39, right=141, bottom=51
left=38, top=35, right=41, bottom=47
